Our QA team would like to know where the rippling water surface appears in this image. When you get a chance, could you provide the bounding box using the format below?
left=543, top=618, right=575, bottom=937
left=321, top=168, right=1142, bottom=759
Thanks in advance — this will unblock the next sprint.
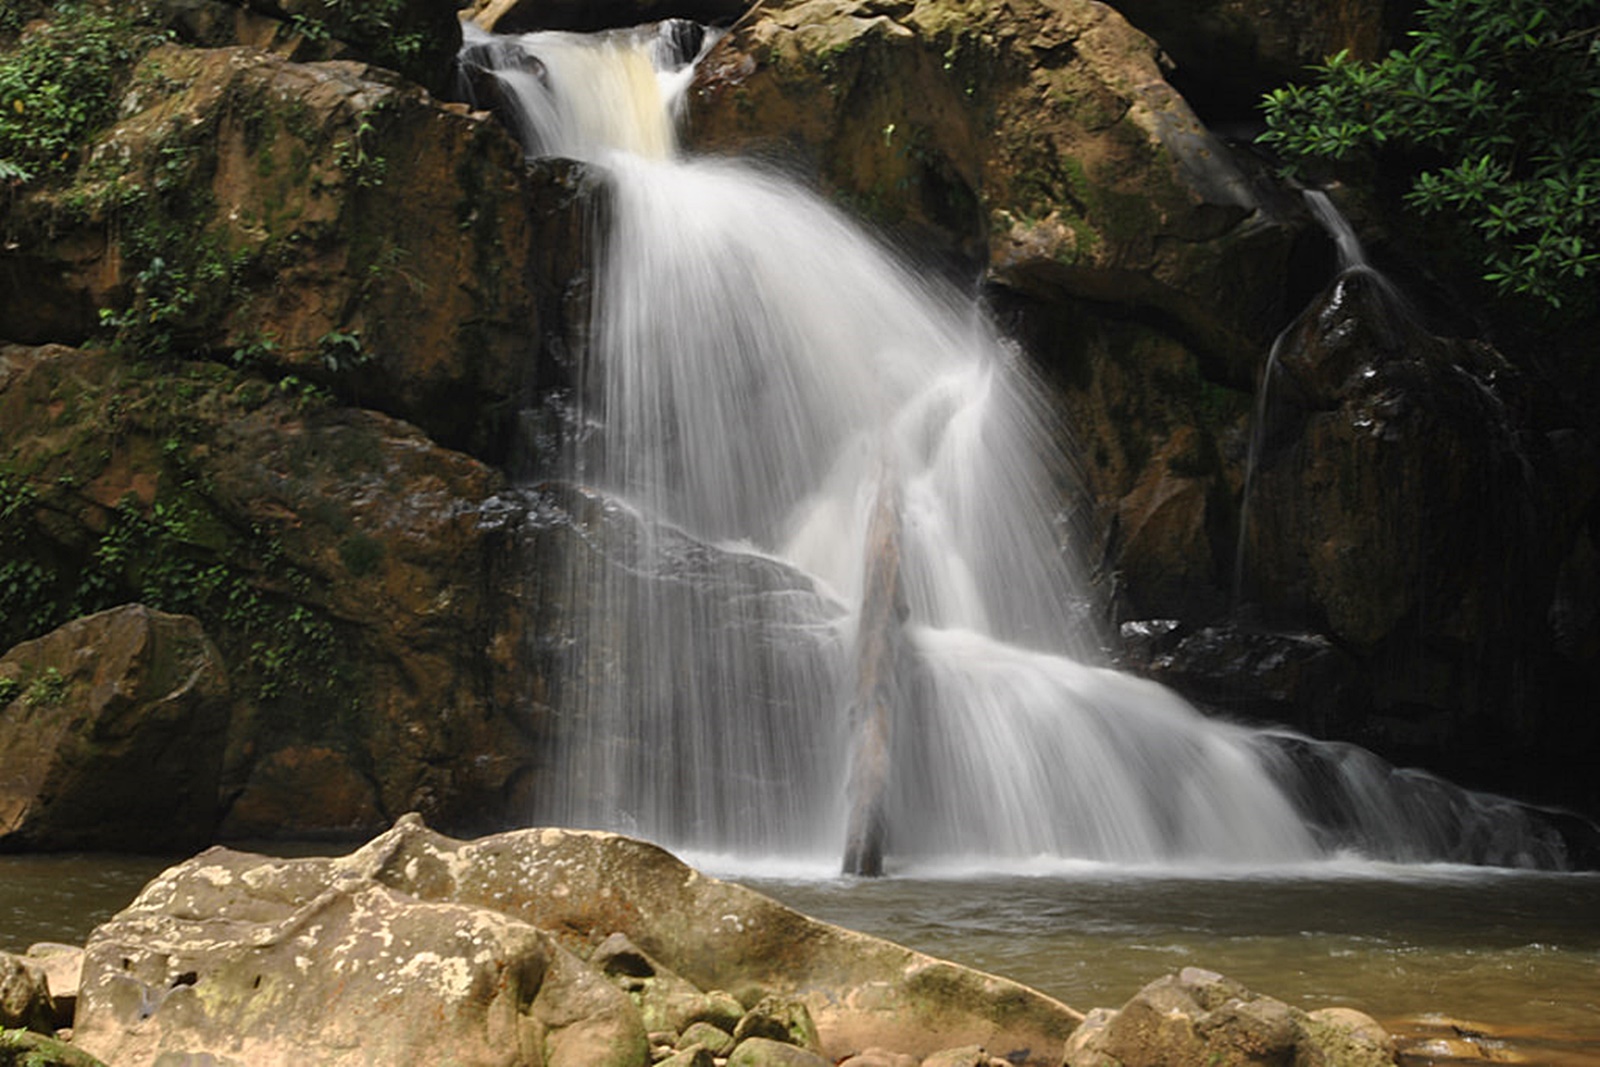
left=713, top=857, right=1600, bottom=1067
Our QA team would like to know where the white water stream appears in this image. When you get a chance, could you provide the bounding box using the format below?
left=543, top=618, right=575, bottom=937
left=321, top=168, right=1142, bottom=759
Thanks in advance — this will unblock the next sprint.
left=461, top=22, right=1574, bottom=872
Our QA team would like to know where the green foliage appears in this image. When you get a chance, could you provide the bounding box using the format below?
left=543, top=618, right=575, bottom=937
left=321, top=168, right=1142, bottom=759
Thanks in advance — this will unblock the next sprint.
left=21, top=665, right=67, bottom=706
left=0, top=2, right=168, bottom=183
left=97, top=182, right=256, bottom=361
left=0, top=676, right=18, bottom=706
left=292, top=0, right=427, bottom=79
left=0, top=474, right=62, bottom=638
left=1259, top=0, right=1600, bottom=310
left=334, top=114, right=387, bottom=188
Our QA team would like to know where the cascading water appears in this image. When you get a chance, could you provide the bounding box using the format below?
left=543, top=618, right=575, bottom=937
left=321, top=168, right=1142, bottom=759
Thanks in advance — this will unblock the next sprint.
left=1233, top=188, right=1420, bottom=610
left=461, top=23, right=1578, bottom=871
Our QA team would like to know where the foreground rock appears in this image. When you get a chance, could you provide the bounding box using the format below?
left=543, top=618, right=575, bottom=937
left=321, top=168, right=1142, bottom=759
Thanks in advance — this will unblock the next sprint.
left=1065, top=968, right=1394, bottom=1067
left=0, top=1028, right=106, bottom=1067
left=75, top=815, right=1085, bottom=1066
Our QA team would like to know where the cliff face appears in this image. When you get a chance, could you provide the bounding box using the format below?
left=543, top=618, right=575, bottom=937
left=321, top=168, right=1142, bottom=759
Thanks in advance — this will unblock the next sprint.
left=1, top=0, right=1594, bottom=846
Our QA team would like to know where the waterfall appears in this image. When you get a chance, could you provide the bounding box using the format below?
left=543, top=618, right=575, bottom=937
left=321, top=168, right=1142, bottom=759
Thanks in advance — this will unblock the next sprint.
left=461, top=23, right=1578, bottom=871
left=1233, top=187, right=1415, bottom=610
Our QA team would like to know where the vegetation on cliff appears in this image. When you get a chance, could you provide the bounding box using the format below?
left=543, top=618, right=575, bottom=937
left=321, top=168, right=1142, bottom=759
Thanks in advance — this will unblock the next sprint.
left=1259, top=0, right=1600, bottom=313
left=0, top=4, right=170, bottom=184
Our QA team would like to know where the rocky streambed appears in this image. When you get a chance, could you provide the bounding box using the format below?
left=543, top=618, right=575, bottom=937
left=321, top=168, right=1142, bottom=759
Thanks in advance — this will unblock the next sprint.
left=0, top=815, right=1401, bottom=1067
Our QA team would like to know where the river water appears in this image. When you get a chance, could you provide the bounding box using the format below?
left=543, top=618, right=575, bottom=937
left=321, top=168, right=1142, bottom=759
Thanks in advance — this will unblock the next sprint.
left=717, top=855, right=1600, bottom=1067
left=4, top=852, right=1596, bottom=1065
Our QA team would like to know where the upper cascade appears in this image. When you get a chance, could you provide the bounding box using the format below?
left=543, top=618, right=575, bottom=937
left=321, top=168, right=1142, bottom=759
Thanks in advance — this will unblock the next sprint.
left=459, top=20, right=709, bottom=162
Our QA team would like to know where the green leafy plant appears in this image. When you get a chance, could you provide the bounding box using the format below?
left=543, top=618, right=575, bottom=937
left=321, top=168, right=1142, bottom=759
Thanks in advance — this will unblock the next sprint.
left=0, top=3, right=168, bottom=183
left=22, top=666, right=68, bottom=706
left=1258, top=0, right=1600, bottom=310
left=317, top=328, right=369, bottom=374
left=334, top=115, right=387, bottom=188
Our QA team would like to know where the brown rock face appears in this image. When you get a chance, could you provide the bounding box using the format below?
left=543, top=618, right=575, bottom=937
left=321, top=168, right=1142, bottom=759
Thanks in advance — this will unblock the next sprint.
left=689, top=0, right=1300, bottom=376
left=0, top=605, right=230, bottom=852
left=1, top=44, right=598, bottom=463
left=0, top=342, right=538, bottom=842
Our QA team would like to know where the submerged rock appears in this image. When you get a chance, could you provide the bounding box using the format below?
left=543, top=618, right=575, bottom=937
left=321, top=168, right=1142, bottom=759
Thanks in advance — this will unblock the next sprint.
left=74, top=815, right=1085, bottom=1066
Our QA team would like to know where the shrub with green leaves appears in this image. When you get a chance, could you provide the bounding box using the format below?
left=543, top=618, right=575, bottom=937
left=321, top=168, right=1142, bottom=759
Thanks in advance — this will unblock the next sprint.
left=1259, top=0, right=1600, bottom=311
left=0, top=2, right=168, bottom=182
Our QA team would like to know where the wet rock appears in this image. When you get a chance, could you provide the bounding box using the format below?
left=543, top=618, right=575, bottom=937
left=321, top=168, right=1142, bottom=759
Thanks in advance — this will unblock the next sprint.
left=1233, top=268, right=1598, bottom=811
left=690, top=0, right=1300, bottom=374
left=1063, top=967, right=1395, bottom=1067
left=0, top=953, right=54, bottom=1033
left=0, top=605, right=230, bottom=853
left=1125, top=623, right=1365, bottom=737
left=466, top=0, right=755, bottom=33
left=733, top=995, right=823, bottom=1054
left=726, top=1038, right=831, bottom=1067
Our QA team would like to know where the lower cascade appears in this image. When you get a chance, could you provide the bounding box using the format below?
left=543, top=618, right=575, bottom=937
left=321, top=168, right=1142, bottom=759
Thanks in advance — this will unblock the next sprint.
left=461, top=23, right=1578, bottom=872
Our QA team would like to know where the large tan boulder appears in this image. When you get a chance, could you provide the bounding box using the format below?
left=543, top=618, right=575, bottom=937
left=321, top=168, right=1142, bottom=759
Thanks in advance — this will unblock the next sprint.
left=0, top=605, right=229, bottom=852
left=75, top=816, right=1085, bottom=1066
left=74, top=840, right=648, bottom=1066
